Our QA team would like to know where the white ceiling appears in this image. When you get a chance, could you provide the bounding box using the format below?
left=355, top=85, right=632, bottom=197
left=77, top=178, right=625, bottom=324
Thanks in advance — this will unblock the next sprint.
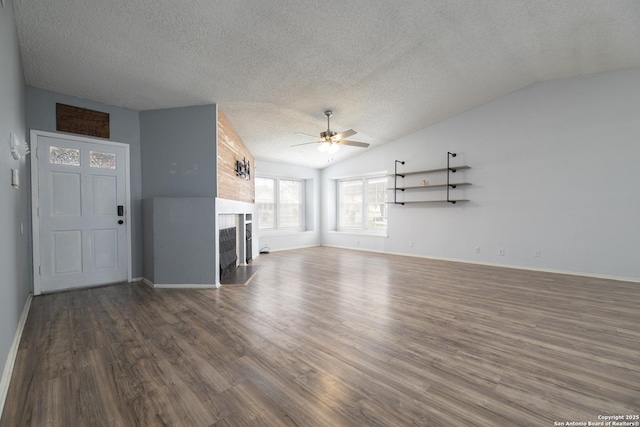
left=13, top=0, right=640, bottom=168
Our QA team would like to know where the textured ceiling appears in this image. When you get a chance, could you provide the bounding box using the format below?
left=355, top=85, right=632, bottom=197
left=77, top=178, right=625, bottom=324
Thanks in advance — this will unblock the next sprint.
left=13, top=0, right=640, bottom=168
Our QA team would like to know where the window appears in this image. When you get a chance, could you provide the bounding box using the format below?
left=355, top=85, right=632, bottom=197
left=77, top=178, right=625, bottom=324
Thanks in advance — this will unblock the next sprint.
left=338, top=176, right=387, bottom=231
left=256, top=177, right=305, bottom=230
left=255, top=177, right=275, bottom=229
left=90, top=151, right=116, bottom=169
left=50, top=146, right=80, bottom=166
left=278, top=179, right=303, bottom=228
left=366, top=177, right=388, bottom=230
left=338, top=180, right=363, bottom=229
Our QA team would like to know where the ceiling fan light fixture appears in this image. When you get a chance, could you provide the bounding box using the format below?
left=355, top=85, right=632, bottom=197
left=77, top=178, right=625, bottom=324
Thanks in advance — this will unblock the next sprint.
left=318, top=141, right=340, bottom=153
left=294, top=111, right=369, bottom=152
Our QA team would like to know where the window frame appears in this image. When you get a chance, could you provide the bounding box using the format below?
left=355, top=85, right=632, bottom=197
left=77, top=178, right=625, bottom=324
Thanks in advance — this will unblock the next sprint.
left=337, top=175, right=388, bottom=234
left=255, top=176, right=306, bottom=232
left=255, top=176, right=276, bottom=230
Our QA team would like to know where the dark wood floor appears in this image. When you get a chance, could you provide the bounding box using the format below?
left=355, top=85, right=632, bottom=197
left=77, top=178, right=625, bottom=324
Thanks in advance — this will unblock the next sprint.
left=2, top=247, right=639, bottom=426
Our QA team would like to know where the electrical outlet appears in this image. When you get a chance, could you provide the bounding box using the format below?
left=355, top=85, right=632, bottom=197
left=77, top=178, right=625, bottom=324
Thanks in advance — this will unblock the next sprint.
left=475, top=246, right=481, bottom=253
left=409, top=241, right=414, bottom=247
left=498, top=248, right=505, bottom=256
left=534, top=250, right=541, bottom=257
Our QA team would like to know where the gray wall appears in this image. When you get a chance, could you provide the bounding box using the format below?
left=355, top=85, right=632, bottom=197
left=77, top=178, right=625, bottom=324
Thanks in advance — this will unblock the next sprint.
left=25, top=86, right=143, bottom=278
left=140, top=105, right=218, bottom=284
left=142, top=199, right=155, bottom=282
left=0, top=0, right=30, bottom=393
left=140, top=105, right=217, bottom=199
left=321, top=68, right=640, bottom=281
left=147, top=198, right=216, bottom=285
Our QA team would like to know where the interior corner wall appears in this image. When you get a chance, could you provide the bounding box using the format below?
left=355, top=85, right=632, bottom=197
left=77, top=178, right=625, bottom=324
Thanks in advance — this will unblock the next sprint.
left=255, top=160, right=321, bottom=251
left=320, top=68, right=640, bottom=281
left=217, top=108, right=255, bottom=203
left=0, top=0, right=30, bottom=401
left=24, top=86, right=143, bottom=278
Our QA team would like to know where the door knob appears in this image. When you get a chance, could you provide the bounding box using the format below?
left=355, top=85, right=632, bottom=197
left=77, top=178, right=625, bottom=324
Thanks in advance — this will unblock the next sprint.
left=118, top=220, right=124, bottom=225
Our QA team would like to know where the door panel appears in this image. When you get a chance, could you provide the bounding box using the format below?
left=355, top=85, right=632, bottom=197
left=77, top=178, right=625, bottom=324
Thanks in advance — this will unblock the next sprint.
left=92, top=175, right=117, bottom=215
left=53, top=230, right=82, bottom=274
left=34, top=132, right=129, bottom=293
left=52, top=172, right=81, bottom=216
left=93, top=229, right=118, bottom=269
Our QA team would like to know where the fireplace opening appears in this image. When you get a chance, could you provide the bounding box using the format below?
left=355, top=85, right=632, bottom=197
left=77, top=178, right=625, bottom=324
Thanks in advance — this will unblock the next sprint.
left=219, top=227, right=237, bottom=279
left=246, top=222, right=252, bottom=264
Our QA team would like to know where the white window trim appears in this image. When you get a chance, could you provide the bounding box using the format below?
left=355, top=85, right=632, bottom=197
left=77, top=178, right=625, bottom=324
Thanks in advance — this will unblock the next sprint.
left=337, top=175, right=388, bottom=234
left=256, top=176, right=305, bottom=232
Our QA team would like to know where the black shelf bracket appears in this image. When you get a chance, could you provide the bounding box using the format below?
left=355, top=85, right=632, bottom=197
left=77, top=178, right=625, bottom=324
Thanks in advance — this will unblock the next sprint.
left=447, top=152, right=456, bottom=203
left=394, top=160, right=405, bottom=205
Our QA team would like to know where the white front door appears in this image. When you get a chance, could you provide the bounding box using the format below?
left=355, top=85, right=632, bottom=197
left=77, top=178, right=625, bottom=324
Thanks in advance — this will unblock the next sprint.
left=31, top=131, right=131, bottom=294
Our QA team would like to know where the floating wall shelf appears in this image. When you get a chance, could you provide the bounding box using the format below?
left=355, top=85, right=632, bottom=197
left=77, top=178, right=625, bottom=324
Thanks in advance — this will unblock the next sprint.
left=388, top=165, right=470, bottom=177
left=390, top=200, right=470, bottom=204
left=388, top=183, right=471, bottom=190
left=390, top=152, right=471, bottom=205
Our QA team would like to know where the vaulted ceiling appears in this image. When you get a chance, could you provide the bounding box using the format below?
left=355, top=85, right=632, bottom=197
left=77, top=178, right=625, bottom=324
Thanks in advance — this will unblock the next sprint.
left=13, top=0, right=640, bottom=168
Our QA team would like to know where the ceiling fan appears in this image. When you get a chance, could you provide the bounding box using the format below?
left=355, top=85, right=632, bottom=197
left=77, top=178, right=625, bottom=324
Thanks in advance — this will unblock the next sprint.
left=292, top=110, right=370, bottom=153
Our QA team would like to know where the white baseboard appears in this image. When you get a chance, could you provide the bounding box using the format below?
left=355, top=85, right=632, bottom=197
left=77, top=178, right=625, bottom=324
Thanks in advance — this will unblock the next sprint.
left=259, top=244, right=320, bottom=254
left=321, top=245, right=640, bottom=283
left=153, top=284, right=218, bottom=289
left=0, top=293, right=32, bottom=419
left=131, top=277, right=144, bottom=283
left=141, top=277, right=218, bottom=289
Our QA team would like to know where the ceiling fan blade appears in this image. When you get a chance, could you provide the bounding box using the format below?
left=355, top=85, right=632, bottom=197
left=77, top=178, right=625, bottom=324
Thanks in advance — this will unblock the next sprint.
left=294, top=132, right=320, bottom=139
left=334, top=129, right=356, bottom=140
left=291, top=141, right=320, bottom=147
left=338, top=139, right=370, bottom=148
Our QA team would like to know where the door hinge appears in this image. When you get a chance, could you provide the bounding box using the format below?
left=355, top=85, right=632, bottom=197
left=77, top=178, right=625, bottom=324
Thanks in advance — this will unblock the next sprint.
left=38, top=265, right=41, bottom=275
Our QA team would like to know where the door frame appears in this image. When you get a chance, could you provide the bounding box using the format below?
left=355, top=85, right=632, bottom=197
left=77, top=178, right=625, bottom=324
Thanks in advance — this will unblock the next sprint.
left=30, top=130, right=132, bottom=295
